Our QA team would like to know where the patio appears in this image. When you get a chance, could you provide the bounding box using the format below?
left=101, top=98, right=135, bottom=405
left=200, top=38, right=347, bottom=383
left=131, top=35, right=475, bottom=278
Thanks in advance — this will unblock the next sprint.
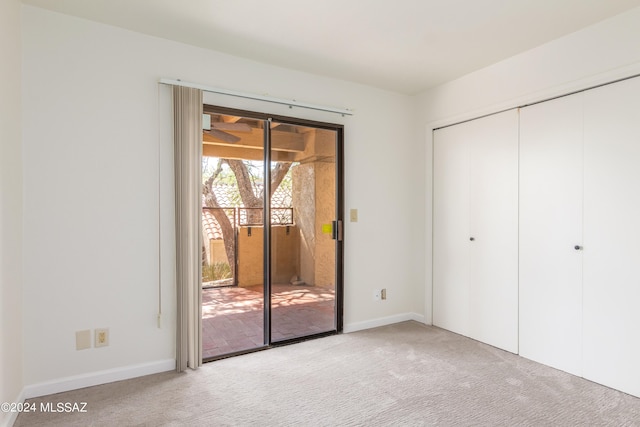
left=202, top=284, right=336, bottom=360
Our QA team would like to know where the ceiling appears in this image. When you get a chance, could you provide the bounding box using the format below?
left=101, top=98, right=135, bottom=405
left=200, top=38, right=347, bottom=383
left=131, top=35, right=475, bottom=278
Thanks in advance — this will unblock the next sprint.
left=22, top=0, right=640, bottom=94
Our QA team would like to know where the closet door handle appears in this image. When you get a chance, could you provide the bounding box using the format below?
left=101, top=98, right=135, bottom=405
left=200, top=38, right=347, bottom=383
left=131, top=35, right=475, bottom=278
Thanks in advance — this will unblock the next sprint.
left=470, top=237, right=475, bottom=241
left=574, top=245, right=583, bottom=251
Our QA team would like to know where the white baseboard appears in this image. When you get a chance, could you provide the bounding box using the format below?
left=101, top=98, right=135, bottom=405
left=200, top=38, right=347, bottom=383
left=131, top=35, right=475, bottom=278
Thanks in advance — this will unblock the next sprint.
left=343, top=312, right=426, bottom=333
left=1, top=389, right=25, bottom=427
left=23, top=359, right=175, bottom=399
left=409, top=312, right=427, bottom=324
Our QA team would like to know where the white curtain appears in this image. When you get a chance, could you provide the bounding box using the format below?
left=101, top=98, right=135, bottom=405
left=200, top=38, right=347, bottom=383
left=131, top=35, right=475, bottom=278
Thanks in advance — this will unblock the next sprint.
left=173, top=85, right=203, bottom=371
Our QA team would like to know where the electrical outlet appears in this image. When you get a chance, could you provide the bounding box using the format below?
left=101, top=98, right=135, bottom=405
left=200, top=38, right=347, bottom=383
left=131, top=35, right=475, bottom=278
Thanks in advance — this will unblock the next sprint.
left=373, top=289, right=381, bottom=301
left=95, top=328, right=109, bottom=348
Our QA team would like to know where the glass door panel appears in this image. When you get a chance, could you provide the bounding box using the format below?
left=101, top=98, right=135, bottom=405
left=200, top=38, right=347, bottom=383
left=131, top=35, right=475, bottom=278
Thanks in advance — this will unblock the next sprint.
left=201, top=111, right=266, bottom=360
left=201, top=107, right=343, bottom=360
left=270, top=122, right=338, bottom=342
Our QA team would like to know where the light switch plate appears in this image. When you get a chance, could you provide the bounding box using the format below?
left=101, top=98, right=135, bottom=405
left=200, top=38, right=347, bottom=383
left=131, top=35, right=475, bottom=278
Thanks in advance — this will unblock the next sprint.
left=350, top=209, right=358, bottom=222
left=76, top=330, right=91, bottom=350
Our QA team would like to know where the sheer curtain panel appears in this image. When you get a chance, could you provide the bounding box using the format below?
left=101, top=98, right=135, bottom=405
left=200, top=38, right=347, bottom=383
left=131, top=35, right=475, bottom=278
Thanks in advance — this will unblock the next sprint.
left=173, top=86, right=203, bottom=371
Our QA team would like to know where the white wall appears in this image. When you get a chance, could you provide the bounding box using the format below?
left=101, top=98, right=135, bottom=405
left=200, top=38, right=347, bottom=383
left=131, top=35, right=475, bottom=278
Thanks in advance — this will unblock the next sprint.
left=416, top=6, right=640, bottom=324
left=21, top=5, right=423, bottom=390
left=0, top=0, right=24, bottom=425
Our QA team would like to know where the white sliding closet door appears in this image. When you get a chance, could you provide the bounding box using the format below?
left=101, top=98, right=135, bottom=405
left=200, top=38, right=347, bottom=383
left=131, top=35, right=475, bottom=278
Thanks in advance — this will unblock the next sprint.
left=519, top=94, right=584, bottom=376
left=433, top=110, right=518, bottom=353
left=582, top=78, right=640, bottom=397
left=433, top=122, right=470, bottom=337
left=467, top=113, right=519, bottom=352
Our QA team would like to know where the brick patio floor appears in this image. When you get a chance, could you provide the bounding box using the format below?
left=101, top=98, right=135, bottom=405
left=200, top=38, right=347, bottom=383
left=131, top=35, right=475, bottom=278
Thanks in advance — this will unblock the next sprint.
left=202, top=284, right=335, bottom=360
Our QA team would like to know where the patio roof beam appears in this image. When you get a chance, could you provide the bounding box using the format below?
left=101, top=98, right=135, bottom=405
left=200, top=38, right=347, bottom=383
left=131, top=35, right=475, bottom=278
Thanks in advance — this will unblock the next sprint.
left=203, top=128, right=305, bottom=152
left=202, top=144, right=296, bottom=162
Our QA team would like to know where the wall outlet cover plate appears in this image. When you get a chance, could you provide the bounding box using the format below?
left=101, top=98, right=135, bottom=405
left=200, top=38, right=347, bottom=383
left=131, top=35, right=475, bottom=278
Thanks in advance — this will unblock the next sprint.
left=95, top=328, right=109, bottom=348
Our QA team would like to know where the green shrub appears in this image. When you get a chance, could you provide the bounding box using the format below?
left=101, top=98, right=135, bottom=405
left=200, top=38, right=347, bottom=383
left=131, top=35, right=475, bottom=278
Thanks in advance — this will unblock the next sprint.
left=202, top=262, right=232, bottom=282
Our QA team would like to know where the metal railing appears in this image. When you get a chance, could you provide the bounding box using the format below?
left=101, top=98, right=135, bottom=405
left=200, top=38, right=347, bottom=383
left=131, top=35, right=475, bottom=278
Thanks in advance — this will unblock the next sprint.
left=202, top=206, right=293, bottom=227
left=238, top=207, right=293, bottom=226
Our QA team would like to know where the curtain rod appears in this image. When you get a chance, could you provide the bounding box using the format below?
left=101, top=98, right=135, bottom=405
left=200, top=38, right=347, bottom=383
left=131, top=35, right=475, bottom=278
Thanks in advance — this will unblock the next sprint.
left=159, top=78, right=354, bottom=116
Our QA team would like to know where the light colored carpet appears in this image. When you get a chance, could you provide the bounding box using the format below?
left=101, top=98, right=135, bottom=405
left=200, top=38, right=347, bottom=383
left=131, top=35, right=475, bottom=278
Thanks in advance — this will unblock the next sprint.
left=14, top=321, right=640, bottom=426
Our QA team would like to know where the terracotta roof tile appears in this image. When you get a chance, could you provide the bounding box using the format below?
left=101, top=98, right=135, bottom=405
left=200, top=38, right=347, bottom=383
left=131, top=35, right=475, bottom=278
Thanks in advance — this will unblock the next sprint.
left=202, top=210, right=223, bottom=240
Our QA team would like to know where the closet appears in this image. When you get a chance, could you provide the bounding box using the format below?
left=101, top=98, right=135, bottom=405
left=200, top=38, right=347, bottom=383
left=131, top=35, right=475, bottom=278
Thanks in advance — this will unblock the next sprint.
left=433, top=110, right=519, bottom=354
left=520, top=78, right=640, bottom=397
left=581, top=78, right=640, bottom=397
left=519, top=93, right=584, bottom=376
left=433, top=75, right=640, bottom=398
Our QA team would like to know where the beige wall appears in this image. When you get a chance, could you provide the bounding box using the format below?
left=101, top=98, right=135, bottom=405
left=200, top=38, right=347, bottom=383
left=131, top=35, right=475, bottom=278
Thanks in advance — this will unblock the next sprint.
left=292, top=138, right=337, bottom=289
left=1, top=0, right=24, bottom=422
left=208, top=240, right=229, bottom=265
left=237, top=226, right=299, bottom=286
left=237, top=226, right=264, bottom=286
left=314, top=161, right=337, bottom=288
left=272, top=225, right=300, bottom=284
left=293, top=163, right=316, bottom=286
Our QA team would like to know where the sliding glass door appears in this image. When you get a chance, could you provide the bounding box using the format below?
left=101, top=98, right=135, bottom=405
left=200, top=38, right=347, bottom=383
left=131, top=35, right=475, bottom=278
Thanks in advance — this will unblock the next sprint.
left=270, top=122, right=339, bottom=342
left=201, top=112, right=266, bottom=359
left=201, top=107, right=343, bottom=360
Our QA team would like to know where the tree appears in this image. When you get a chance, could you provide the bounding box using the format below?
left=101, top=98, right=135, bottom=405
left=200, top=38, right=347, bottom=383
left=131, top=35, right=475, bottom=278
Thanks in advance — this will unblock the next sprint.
left=202, top=160, right=236, bottom=278
left=202, top=158, right=292, bottom=278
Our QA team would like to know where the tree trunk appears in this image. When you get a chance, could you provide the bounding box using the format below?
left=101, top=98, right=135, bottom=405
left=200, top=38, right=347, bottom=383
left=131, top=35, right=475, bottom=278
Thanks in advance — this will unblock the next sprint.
left=203, top=174, right=236, bottom=278
left=270, top=162, right=292, bottom=198
left=226, top=159, right=292, bottom=224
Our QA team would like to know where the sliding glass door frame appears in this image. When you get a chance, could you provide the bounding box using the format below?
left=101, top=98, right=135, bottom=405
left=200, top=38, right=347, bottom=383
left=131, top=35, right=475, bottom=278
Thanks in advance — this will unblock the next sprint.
left=203, top=104, right=344, bottom=357
left=263, top=119, right=272, bottom=346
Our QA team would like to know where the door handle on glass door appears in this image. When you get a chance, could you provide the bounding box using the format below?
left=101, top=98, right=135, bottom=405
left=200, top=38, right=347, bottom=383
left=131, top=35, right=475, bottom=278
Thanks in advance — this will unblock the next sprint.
left=331, top=220, right=344, bottom=242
